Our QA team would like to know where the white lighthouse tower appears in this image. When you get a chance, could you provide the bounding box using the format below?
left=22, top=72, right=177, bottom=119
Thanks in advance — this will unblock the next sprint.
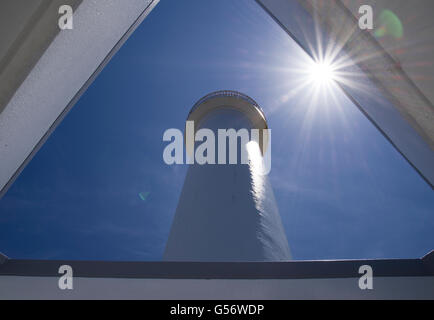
left=164, top=91, right=291, bottom=261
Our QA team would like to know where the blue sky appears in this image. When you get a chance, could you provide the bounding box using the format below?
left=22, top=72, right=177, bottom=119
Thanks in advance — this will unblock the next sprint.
left=0, top=0, right=433, bottom=261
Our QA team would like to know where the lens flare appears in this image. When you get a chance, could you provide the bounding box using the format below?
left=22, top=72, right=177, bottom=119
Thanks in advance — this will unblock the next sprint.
left=139, top=191, right=150, bottom=201
left=374, top=10, right=403, bottom=39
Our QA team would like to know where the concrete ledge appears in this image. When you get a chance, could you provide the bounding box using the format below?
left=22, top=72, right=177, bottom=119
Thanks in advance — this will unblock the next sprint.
left=1, top=254, right=433, bottom=279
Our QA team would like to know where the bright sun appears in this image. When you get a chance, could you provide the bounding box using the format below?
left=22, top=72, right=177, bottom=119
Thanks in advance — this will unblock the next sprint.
left=308, top=61, right=336, bottom=85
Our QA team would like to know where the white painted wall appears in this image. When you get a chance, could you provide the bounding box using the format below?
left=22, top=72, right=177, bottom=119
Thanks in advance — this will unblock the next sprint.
left=1, top=275, right=433, bottom=299
left=164, top=99, right=291, bottom=261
